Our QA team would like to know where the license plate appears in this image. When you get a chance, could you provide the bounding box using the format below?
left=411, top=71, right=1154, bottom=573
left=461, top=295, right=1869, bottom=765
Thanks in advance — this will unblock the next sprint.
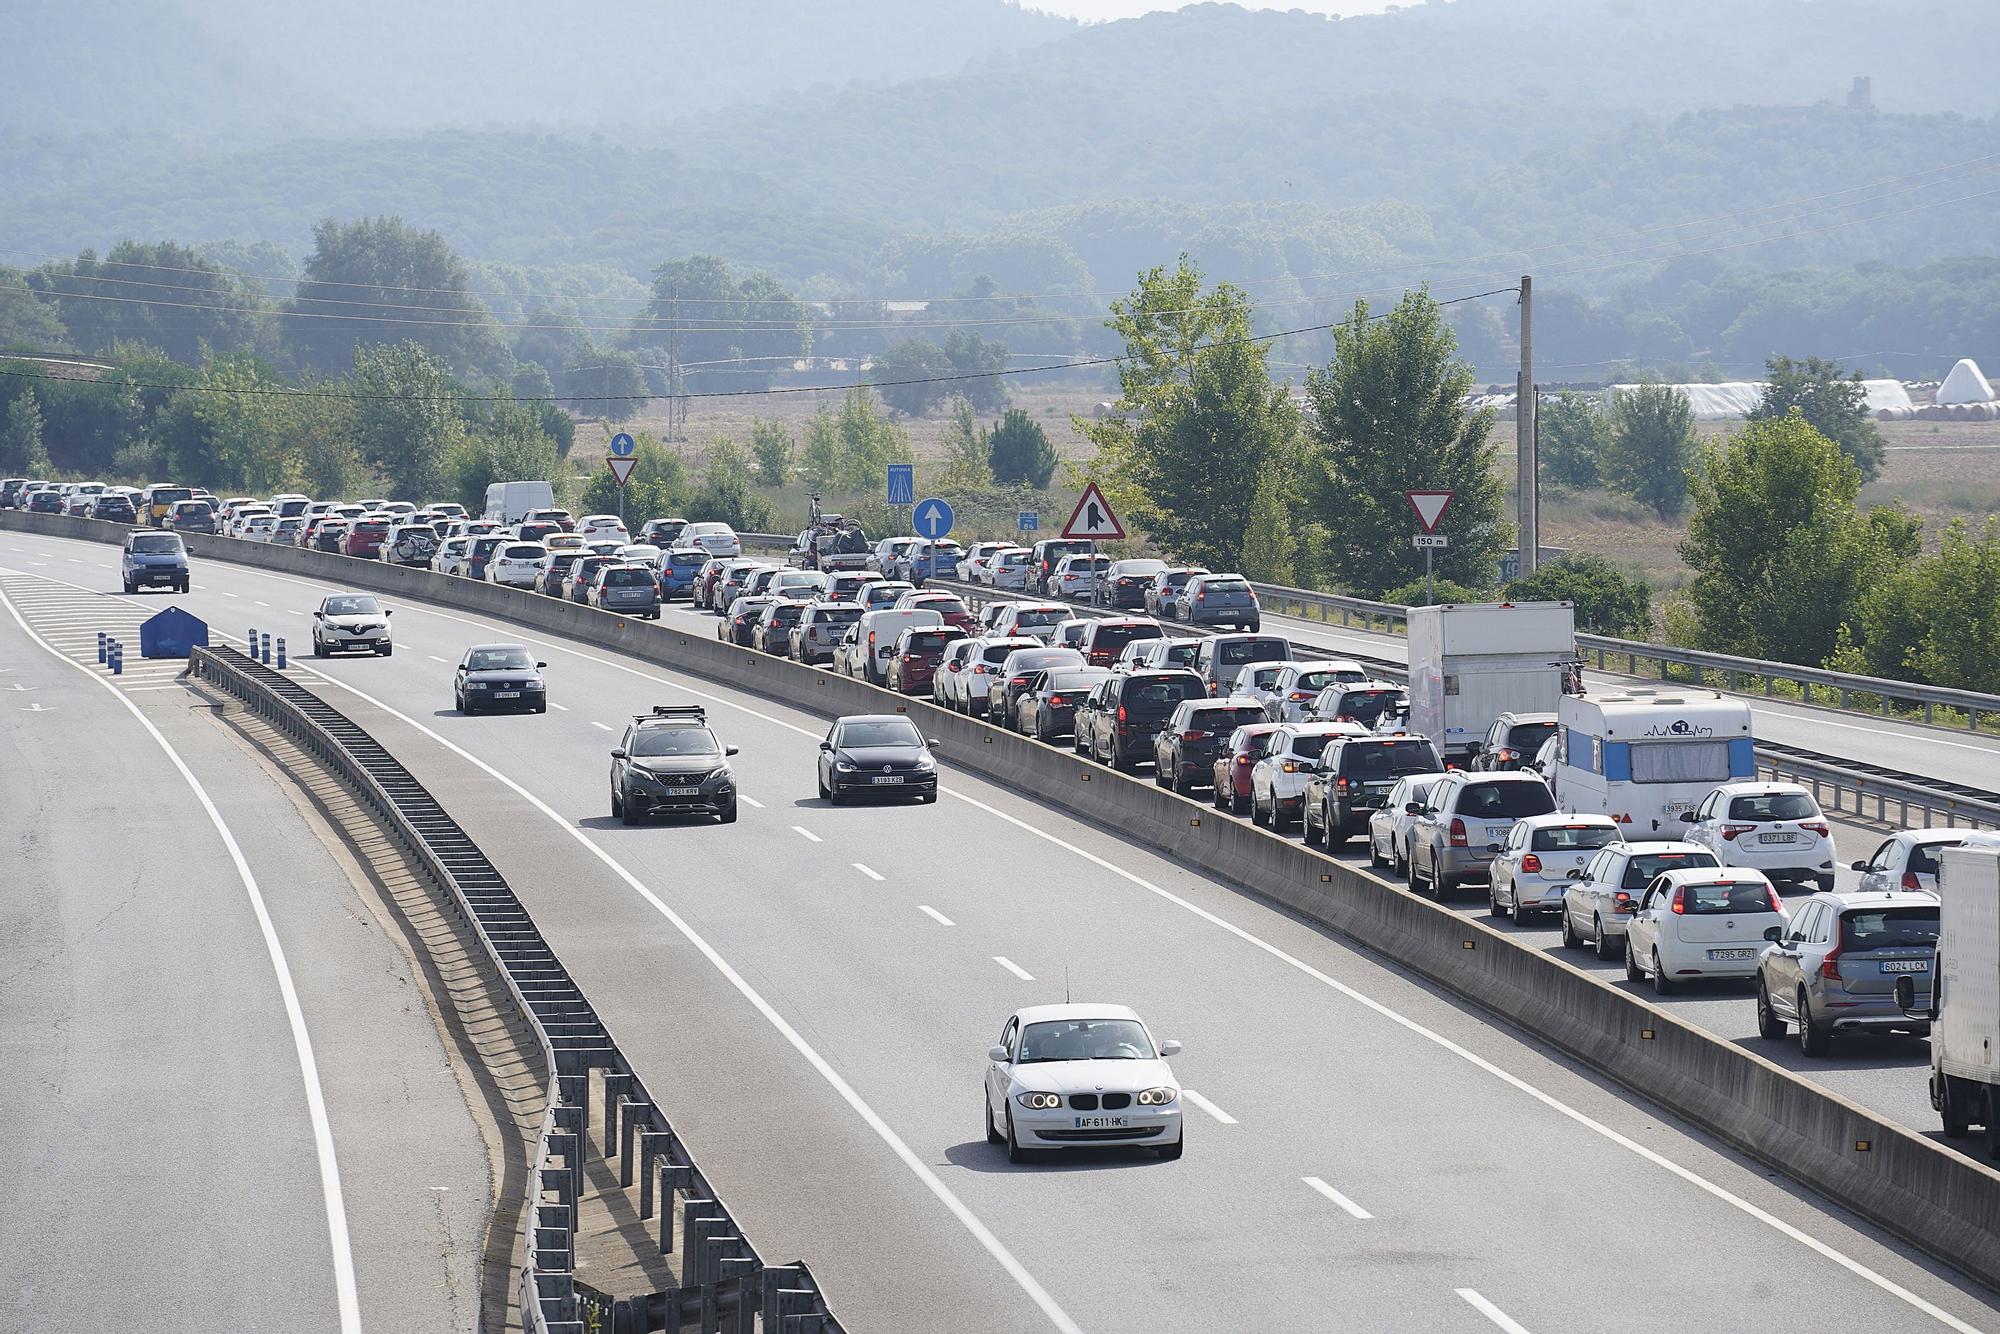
left=665, top=787, right=701, bottom=797
left=1707, top=948, right=1756, bottom=961
left=1761, top=832, right=1800, bottom=844
left=871, top=775, right=904, bottom=785
left=1074, top=1115, right=1129, bottom=1129
left=1881, top=959, right=1930, bottom=973
left=495, top=691, right=520, bottom=699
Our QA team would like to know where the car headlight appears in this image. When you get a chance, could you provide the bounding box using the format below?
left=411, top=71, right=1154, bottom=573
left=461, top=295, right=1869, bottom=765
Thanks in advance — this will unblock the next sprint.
left=1015, top=1091, right=1062, bottom=1110
left=465, top=681, right=489, bottom=690
left=834, top=759, right=856, bottom=772
left=1137, top=1087, right=1177, bottom=1106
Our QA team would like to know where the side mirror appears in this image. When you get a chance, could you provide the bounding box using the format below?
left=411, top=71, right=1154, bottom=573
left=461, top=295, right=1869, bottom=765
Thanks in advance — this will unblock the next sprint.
left=1849, top=861, right=1870, bottom=872
left=1566, top=868, right=1586, bottom=880
left=535, top=661, right=547, bottom=669
left=1465, top=742, right=1483, bottom=758
left=819, top=741, right=833, bottom=752
left=1678, top=810, right=1696, bottom=822
left=610, top=748, right=627, bottom=760
left=313, top=609, right=326, bottom=619
left=1159, top=1039, right=1182, bottom=1056
left=926, top=738, right=940, bottom=748
left=725, top=745, right=740, bottom=756
left=1762, top=926, right=1784, bottom=943
left=1404, top=802, right=1425, bottom=815
left=988, top=1045, right=1010, bottom=1063
left=385, top=608, right=394, bottom=616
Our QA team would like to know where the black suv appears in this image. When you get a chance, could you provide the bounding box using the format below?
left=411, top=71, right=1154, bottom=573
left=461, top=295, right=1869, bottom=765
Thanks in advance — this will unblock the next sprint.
left=610, top=706, right=739, bottom=825
left=1303, top=735, right=1445, bottom=848
left=1152, top=698, right=1270, bottom=794
left=90, top=493, right=138, bottom=524
left=1074, top=669, right=1207, bottom=771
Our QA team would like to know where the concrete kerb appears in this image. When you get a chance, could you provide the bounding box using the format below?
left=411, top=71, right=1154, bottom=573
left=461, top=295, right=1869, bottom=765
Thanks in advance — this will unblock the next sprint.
left=14, top=510, right=1999, bottom=1291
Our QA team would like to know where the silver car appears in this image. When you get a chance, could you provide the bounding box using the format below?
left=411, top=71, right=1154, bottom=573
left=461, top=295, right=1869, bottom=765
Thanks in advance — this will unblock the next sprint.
left=1366, top=773, right=1449, bottom=876
left=1406, top=771, right=1558, bottom=899
left=1755, top=890, right=1940, bottom=1055
left=588, top=563, right=661, bottom=619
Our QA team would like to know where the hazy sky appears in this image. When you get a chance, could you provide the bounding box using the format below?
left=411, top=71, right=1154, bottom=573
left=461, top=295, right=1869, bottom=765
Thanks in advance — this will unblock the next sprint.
left=1035, top=1, right=1395, bottom=17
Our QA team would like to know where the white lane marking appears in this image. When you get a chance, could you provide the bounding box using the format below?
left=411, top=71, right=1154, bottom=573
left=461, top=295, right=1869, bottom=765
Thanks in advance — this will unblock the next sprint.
left=992, top=956, right=1034, bottom=981
left=66, top=558, right=82, bottom=563
left=918, top=905, right=955, bottom=927
left=428, top=655, right=447, bottom=663
left=38, top=544, right=1981, bottom=1328
left=222, top=591, right=239, bottom=598
left=120, top=684, right=193, bottom=692
left=853, top=862, right=884, bottom=881
left=738, top=794, right=763, bottom=809
left=255, top=600, right=270, bottom=607
left=1301, top=1175, right=1371, bottom=1220
left=792, top=825, right=822, bottom=843
left=240, top=659, right=1082, bottom=1334
left=589, top=721, right=612, bottom=732
left=1456, top=1290, right=1531, bottom=1334
left=0, top=578, right=363, bottom=1334
left=1180, top=1089, right=1236, bottom=1125
left=549, top=702, right=570, bottom=711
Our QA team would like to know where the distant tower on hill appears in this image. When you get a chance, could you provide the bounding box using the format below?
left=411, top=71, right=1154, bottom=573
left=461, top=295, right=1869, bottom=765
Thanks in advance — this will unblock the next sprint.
left=1847, top=76, right=1874, bottom=111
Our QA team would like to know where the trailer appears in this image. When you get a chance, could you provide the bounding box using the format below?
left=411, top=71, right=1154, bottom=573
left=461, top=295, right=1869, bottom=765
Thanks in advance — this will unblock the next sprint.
left=1407, top=601, right=1575, bottom=763
left=1908, top=840, right=2000, bottom=1150
left=1554, top=688, right=1756, bottom=835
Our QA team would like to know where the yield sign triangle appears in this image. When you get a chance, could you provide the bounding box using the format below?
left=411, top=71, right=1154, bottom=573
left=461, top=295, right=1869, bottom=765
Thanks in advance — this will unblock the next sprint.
left=1404, top=490, right=1454, bottom=533
left=1062, top=482, right=1125, bottom=540
left=606, top=456, right=639, bottom=487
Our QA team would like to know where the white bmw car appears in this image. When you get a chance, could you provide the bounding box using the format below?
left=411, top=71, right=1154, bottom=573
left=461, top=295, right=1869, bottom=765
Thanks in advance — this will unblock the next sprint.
left=985, top=1004, right=1184, bottom=1162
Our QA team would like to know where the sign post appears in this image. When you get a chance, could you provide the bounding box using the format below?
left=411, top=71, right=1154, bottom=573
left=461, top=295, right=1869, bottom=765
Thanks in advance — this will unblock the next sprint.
left=609, top=432, right=637, bottom=524
left=1404, top=490, right=1454, bottom=607
left=913, top=497, right=954, bottom=588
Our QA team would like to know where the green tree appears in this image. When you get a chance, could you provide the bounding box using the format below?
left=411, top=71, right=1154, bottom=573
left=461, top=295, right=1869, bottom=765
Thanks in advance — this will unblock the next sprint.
left=351, top=341, right=455, bottom=501
left=1679, top=415, right=1908, bottom=664
left=1381, top=575, right=1490, bottom=606
left=287, top=216, right=507, bottom=376
left=987, top=408, right=1060, bottom=489
left=642, top=257, right=812, bottom=392
left=830, top=388, right=913, bottom=490
left=870, top=339, right=955, bottom=416
left=1751, top=355, right=1886, bottom=482
left=942, top=328, right=1010, bottom=411
left=1300, top=288, right=1507, bottom=595
left=511, top=361, right=555, bottom=400
left=1539, top=390, right=1606, bottom=491
left=0, top=391, right=51, bottom=476
left=29, top=241, right=267, bottom=365
left=1601, top=384, right=1697, bottom=518
left=573, top=433, right=688, bottom=522
left=1238, top=471, right=1297, bottom=583
left=936, top=396, right=992, bottom=487
left=561, top=347, right=648, bottom=421
left=1504, top=553, right=1652, bottom=636
left=798, top=404, right=842, bottom=490
left=0, top=267, right=67, bottom=351
left=191, top=356, right=306, bottom=493
left=1833, top=518, right=2000, bottom=691
left=749, top=419, right=794, bottom=487
left=688, top=440, right=777, bottom=531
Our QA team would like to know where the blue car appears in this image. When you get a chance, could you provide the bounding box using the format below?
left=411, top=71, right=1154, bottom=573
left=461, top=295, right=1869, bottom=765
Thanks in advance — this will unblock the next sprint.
left=121, top=530, right=190, bottom=594
left=659, top=549, right=708, bottom=599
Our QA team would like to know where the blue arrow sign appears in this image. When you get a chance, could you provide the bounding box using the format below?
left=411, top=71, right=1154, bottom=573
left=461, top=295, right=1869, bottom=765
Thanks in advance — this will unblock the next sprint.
left=887, top=463, right=915, bottom=506
left=912, top=497, right=954, bottom=540
left=609, top=432, right=636, bottom=458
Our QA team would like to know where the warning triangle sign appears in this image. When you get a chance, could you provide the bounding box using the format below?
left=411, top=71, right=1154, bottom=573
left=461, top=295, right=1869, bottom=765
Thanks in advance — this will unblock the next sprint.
left=1404, top=490, right=1454, bottom=533
left=606, top=456, right=639, bottom=487
left=1062, top=482, right=1125, bottom=540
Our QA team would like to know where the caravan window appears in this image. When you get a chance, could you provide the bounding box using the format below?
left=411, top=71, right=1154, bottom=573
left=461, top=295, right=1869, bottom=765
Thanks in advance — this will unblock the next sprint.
left=1629, top=740, right=1731, bottom=784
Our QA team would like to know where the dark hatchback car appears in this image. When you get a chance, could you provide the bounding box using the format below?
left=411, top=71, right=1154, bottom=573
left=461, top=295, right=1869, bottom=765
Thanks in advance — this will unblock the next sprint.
left=1095, top=558, right=1169, bottom=609
left=1015, top=666, right=1113, bottom=742
left=754, top=598, right=808, bottom=655
left=1074, top=668, right=1208, bottom=771
left=90, top=493, right=139, bottom=524
left=721, top=594, right=782, bottom=647
left=566, top=555, right=611, bottom=604
left=1077, top=617, right=1162, bottom=668
left=610, top=705, right=738, bottom=825
left=466, top=534, right=506, bottom=581
left=1152, top=699, right=1271, bottom=794
left=341, top=519, right=392, bottom=560
left=816, top=714, right=940, bottom=805
left=452, top=643, right=548, bottom=715
left=26, top=489, right=65, bottom=514
left=168, top=500, right=217, bottom=534
left=1304, top=735, right=1446, bottom=847
left=539, top=550, right=584, bottom=597
left=313, top=520, right=352, bottom=553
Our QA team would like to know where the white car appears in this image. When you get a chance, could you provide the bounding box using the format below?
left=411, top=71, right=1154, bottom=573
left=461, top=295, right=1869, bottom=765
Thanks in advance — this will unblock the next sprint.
left=237, top=513, right=279, bottom=542
left=1559, top=841, right=1721, bottom=960
left=229, top=506, right=275, bottom=537
left=1623, top=868, right=1788, bottom=994
left=577, top=514, right=630, bottom=544
left=615, top=543, right=663, bottom=570
left=959, top=542, right=1011, bottom=584
left=311, top=592, right=393, bottom=657
left=1850, top=829, right=1970, bottom=895
left=987, top=601, right=1070, bottom=642
left=1248, top=722, right=1368, bottom=830
left=1259, top=659, right=1372, bottom=724
left=984, top=1004, right=1183, bottom=1163
left=1050, top=553, right=1109, bottom=601
left=1306, top=679, right=1407, bottom=730
left=678, top=521, right=741, bottom=559
left=432, top=537, right=470, bottom=576
left=486, top=540, right=549, bottom=588
left=934, top=638, right=982, bottom=709
left=1487, top=813, right=1623, bottom=924
left=1680, top=782, right=1837, bottom=892
left=958, top=637, right=1042, bottom=717
left=1366, top=772, right=1450, bottom=876
left=988, top=548, right=1035, bottom=591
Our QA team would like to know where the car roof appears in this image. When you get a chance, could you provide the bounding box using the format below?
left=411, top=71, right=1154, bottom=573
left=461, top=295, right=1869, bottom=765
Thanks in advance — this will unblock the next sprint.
left=1613, top=840, right=1711, bottom=855
left=837, top=713, right=917, bottom=726
left=1289, top=658, right=1367, bottom=671
left=1896, top=829, right=1973, bottom=845
left=1013, top=1003, right=1141, bottom=1025
left=1711, top=782, right=1809, bottom=796
left=465, top=641, right=528, bottom=652
left=1809, top=889, right=1941, bottom=911
left=1515, top=812, right=1619, bottom=828
left=1496, top=711, right=1558, bottom=724
left=1651, top=867, right=1774, bottom=886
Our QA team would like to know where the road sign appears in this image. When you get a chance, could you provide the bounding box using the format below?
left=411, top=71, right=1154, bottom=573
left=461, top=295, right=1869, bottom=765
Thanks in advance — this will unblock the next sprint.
left=913, top=497, right=954, bottom=540
left=1018, top=511, right=1039, bottom=532
left=1405, top=490, right=1454, bottom=533
left=1062, top=483, right=1125, bottom=540
left=606, top=456, right=639, bottom=487
left=887, top=463, right=915, bottom=506
left=609, top=432, right=636, bottom=458
left=1412, top=534, right=1449, bottom=549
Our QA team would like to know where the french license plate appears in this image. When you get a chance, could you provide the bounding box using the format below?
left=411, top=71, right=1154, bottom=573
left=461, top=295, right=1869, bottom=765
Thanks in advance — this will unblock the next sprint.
left=1707, top=948, right=1756, bottom=961
left=1882, top=959, right=1930, bottom=973
left=665, top=787, right=701, bottom=797
left=1761, top=832, right=1799, bottom=844
left=872, top=775, right=904, bottom=785
left=495, top=691, right=520, bottom=699
left=1074, top=1115, right=1129, bottom=1129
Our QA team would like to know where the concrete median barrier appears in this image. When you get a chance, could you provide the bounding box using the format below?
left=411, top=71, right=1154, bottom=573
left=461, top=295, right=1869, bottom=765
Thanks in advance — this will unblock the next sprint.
left=13, top=509, right=1999, bottom=1289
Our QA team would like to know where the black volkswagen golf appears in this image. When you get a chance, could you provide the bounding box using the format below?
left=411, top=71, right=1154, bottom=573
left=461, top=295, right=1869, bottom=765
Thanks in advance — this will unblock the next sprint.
left=816, top=714, right=939, bottom=805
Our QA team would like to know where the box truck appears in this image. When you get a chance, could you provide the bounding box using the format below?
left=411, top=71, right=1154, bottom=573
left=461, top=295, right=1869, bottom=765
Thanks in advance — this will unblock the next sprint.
left=1899, top=839, right=2000, bottom=1150
left=1407, top=601, right=1575, bottom=764
left=1554, top=688, right=1756, bottom=835
left=485, top=480, right=555, bottom=525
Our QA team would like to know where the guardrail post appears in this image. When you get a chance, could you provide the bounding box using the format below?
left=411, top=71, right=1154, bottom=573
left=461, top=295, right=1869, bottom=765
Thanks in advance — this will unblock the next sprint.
left=658, top=1164, right=694, bottom=1253
left=109, top=641, right=122, bottom=675
left=637, top=1130, right=672, bottom=1218
left=97, top=630, right=106, bottom=663
left=617, top=1097, right=651, bottom=1187
left=602, top=1072, right=634, bottom=1156
left=260, top=631, right=271, bottom=665
left=276, top=637, right=287, bottom=669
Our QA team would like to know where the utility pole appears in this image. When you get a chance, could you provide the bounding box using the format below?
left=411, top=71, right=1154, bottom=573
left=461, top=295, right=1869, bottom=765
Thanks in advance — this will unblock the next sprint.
left=668, top=278, right=684, bottom=448
left=1516, top=274, right=1538, bottom=580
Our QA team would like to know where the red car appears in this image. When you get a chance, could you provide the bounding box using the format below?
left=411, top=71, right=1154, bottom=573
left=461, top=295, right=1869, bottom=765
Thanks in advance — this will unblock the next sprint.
left=886, top=626, right=969, bottom=694
left=1210, top=722, right=1284, bottom=817
left=900, top=592, right=980, bottom=636
left=341, top=518, right=391, bottom=559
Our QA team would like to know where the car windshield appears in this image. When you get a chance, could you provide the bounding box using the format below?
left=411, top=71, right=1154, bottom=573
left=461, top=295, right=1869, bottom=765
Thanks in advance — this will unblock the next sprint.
left=1621, top=850, right=1719, bottom=888
left=838, top=720, right=923, bottom=748
left=323, top=596, right=381, bottom=616
left=604, top=567, right=653, bottom=587
left=1339, top=740, right=1442, bottom=777
left=1155, top=642, right=1200, bottom=666
left=1333, top=689, right=1400, bottom=723
left=1530, top=824, right=1621, bottom=852
left=1200, top=706, right=1270, bottom=731
left=1123, top=678, right=1205, bottom=709
left=467, top=648, right=535, bottom=671
left=1296, top=670, right=1358, bottom=692
left=1201, top=579, right=1251, bottom=594
left=1092, top=624, right=1159, bottom=653
left=1017, top=1019, right=1155, bottom=1063
left=573, top=559, right=606, bottom=579
left=1220, top=639, right=1285, bottom=665
left=129, top=535, right=182, bottom=554
left=1506, top=721, right=1559, bottom=752
left=1676, top=881, right=1774, bottom=914
left=904, top=630, right=957, bottom=653
left=1839, top=907, right=1941, bottom=951
left=1050, top=671, right=1105, bottom=691
left=1908, top=842, right=1958, bottom=876
left=1013, top=608, right=1067, bottom=628
left=1728, top=792, right=1820, bottom=821
left=1458, top=782, right=1558, bottom=818
left=630, top=728, right=721, bottom=758
left=472, top=538, right=503, bottom=555
left=767, top=602, right=804, bottom=623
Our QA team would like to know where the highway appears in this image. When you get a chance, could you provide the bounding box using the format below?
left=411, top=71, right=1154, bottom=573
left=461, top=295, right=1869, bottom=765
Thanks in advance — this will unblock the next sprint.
left=0, top=562, right=494, bottom=1332
left=9, top=530, right=1992, bottom=1334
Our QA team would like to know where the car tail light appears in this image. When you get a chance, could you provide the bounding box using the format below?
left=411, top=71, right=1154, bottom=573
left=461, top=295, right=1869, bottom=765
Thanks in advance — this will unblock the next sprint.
left=1613, top=891, right=1634, bottom=913
left=1766, top=885, right=1786, bottom=914
left=1289, top=691, right=1314, bottom=701
left=1196, top=591, right=1207, bottom=601
left=1118, top=578, right=1133, bottom=586
left=1721, top=824, right=1754, bottom=841
left=1048, top=695, right=1066, bottom=708
left=1180, top=729, right=1207, bottom=742
left=1496, top=748, right=1516, bottom=764
left=1335, top=713, right=1356, bottom=723
left=1282, top=760, right=1301, bottom=773
left=1801, top=821, right=1830, bottom=837
left=1117, top=704, right=1127, bottom=723
left=1900, top=870, right=1922, bottom=890
left=1521, top=854, right=1543, bottom=874
left=1335, top=776, right=1350, bottom=790
left=1448, top=818, right=1468, bottom=848
left=1670, top=887, right=1687, bottom=914
left=1819, top=938, right=1843, bottom=979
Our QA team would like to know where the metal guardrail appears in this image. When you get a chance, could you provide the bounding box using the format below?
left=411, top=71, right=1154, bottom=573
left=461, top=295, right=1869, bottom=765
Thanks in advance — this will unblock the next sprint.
left=188, top=645, right=844, bottom=1334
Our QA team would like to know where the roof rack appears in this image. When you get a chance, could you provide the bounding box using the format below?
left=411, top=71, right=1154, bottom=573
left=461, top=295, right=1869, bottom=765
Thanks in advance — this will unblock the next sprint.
left=635, top=704, right=708, bottom=726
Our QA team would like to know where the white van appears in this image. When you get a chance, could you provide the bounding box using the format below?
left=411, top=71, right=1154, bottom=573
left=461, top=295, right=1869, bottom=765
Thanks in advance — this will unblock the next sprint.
left=856, top=607, right=945, bottom=685
left=485, top=480, right=556, bottom=525
left=1554, top=688, right=1756, bottom=837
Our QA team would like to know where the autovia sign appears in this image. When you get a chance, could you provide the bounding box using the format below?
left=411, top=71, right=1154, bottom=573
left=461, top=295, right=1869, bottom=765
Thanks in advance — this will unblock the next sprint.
left=1643, top=719, right=1715, bottom=738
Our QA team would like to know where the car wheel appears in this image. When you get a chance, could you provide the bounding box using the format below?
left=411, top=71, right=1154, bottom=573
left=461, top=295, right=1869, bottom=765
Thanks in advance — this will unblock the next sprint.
left=1593, top=918, right=1619, bottom=961
left=816, top=772, right=829, bottom=800
left=1006, top=1110, right=1030, bottom=1165
left=1157, top=1130, right=1184, bottom=1161
left=312, top=637, right=327, bottom=659
left=1393, top=843, right=1409, bottom=878
left=1797, top=991, right=1831, bottom=1056
left=1487, top=880, right=1507, bottom=918
left=1756, top=980, right=1786, bottom=1039
left=611, top=788, right=624, bottom=819
left=1560, top=908, right=1582, bottom=950
left=534, top=700, right=547, bottom=714
left=1815, top=875, right=1836, bottom=894
left=1624, top=937, right=1644, bottom=983
left=1651, top=952, right=1676, bottom=996
left=1251, top=795, right=1268, bottom=828
left=1940, top=1076, right=1971, bottom=1138
left=619, top=800, right=637, bottom=827
left=921, top=789, right=938, bottom=805
left=829, top=783, right=846, bottom=806
left=1303, top=809, right=1323, bottom=847
left=1509, top=895, right=1533, bottom=927
left=719, top=802, right=738, bottom=824
left=1985, top=1088, right=2000, bottom=1160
